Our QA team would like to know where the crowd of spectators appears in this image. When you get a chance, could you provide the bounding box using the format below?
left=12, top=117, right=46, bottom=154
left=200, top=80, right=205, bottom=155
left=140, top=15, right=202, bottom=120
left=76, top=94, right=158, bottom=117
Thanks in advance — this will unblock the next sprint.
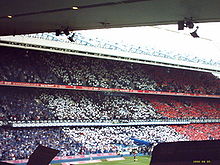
left=1, top=86, right=219, bottom=122
left=0, top=46, right=219, bottom=95
left=0, top=45, right=220, bottom=161
left=0, top=125, right=187, bottom=160
left=0, top=87, right=53, bottom=121
left=171, top=123, right=220, bottom=141
left=1, top=123, right=219, bottom=160
left=0, top=47, right=55, bottom=84
left=0, top=86, right=163, bottom=121
left=146, top=95, right=220, bottom=119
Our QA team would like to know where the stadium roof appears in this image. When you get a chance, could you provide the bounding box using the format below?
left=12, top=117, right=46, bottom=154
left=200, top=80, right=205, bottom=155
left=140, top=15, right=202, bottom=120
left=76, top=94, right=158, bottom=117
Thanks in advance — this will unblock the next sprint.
left=1, top=0, right=220, bottom=36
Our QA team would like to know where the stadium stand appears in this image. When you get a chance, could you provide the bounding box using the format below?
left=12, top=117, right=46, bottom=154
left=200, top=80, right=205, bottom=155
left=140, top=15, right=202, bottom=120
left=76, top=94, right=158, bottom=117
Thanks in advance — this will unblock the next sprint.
left=146, top=95, right=220, bottom=119
left=0, top=46, right=220, bottom=95
left=1, top=0, right=220, bottom=163
left=1, top=123, right=220, bottom=161
left=0, top=86, right=163, bottom=121
left=1, top=86, right=219, bottom=122
left=0, top=125, right=187, bottom=160
left=0, top=45, right=220, bottom=162
left=0, top=85, right=219, bottom=161
left=171, top=123, right=220, bottom=141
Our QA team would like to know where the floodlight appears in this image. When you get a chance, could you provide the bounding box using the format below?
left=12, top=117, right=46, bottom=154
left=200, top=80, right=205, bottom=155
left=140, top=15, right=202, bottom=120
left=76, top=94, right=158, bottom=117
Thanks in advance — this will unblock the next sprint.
left=68, top=36, right=74, bottom=42
left=190, top=26, right=199, bottom=38
left=55, top=29, right=61, bottom=36
left=186, top=20, right=194, bottom=29
left=178, top=21, right=184, bottom=30
left=72, top=6, right=79, bottom=10
left=63, top=28, right=70, bottom=36
left=7, top=15, right=13, bottom=19
left=68, top=33, right=75, bottom=42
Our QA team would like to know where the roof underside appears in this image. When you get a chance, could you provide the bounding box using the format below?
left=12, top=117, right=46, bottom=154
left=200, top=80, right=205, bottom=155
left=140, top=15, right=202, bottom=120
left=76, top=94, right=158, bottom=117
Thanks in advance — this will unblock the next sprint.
left=1, top=0, right=220, bottom=36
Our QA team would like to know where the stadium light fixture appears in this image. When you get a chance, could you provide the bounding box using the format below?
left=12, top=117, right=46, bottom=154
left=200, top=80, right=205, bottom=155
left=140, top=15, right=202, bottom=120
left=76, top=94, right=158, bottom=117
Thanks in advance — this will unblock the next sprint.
left=68, top=33, right=76, bottom=42
left=178, top=18, right=199, bottom=38
left=55, top=29, right=61, bottom=36
left=185, top=20, right=194, bottom=29
left=63, top=28, right=70, bottom=36
left=178, top=18, right=194, bottom=30
left=68, top=37, right=74, bottom=42
left=178, top=21, right=184, bottom=30
left=72, top=6, right=79, bottom=10
left=190, top=26, right=199, bottom=38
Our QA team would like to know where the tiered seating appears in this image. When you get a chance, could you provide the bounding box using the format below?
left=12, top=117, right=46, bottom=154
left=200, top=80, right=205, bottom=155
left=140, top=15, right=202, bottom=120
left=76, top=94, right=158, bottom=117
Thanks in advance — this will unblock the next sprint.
left=0, top=46, right=219, bottom=162
left=146, top=96, right=220, bottom=119
left=0, top=46, right=219, bottom=94
left=171, top=123, right=220, bottom=140
left=0, top=86, right=163, bottom=121
left=0, top=125, right=187, bottom=160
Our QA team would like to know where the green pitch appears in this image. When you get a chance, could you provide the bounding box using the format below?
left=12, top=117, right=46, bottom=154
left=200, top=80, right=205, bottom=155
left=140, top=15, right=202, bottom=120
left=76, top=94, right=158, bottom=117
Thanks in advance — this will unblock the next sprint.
left=53, top=156, right=151, bottom=165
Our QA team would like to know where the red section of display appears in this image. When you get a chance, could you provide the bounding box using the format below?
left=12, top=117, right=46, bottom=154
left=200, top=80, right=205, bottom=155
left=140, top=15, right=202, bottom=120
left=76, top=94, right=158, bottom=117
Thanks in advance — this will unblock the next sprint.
left=0, top=81, right=219, bottom=98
